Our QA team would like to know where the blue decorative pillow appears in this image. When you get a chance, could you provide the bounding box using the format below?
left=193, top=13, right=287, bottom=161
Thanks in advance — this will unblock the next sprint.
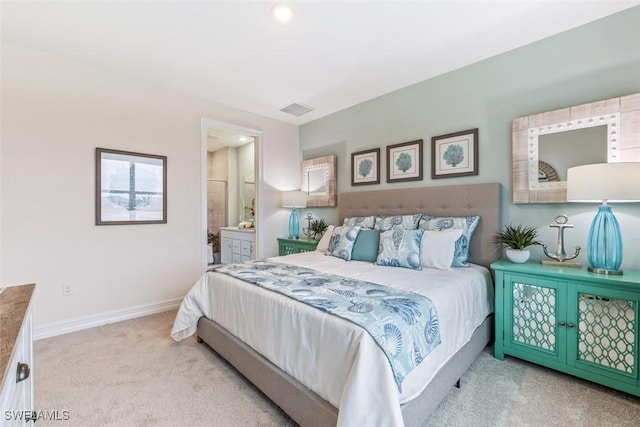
left=374, top=214, right=422, bottom=232
left=351, top=229, right=380, bottom=263
left=343, top=216, right=375, bottom=229
left=375, top=229, right=424, bottom=270
left=419, top=215, right=480, bottom=267
left=327, top=226, right=361, bottom=261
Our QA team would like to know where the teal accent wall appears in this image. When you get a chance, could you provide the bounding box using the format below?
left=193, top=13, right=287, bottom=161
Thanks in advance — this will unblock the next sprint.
left=299, top=7, right=640, bottom=270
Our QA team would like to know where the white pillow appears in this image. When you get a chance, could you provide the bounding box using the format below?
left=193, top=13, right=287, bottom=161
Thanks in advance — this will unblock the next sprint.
left=420, top=229, right=464, bottom=269
left=316, top=225, right=335, bottom=253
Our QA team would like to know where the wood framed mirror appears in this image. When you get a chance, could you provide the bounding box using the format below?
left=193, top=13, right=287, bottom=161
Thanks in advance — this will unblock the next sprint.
left=301, top=155, right=337, bottom=207
left=512, top=93, right=640, bottom=204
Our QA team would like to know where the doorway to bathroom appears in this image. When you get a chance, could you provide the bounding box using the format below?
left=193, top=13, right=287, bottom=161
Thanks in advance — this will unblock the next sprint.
left=200, top=119, right=261, bottom=268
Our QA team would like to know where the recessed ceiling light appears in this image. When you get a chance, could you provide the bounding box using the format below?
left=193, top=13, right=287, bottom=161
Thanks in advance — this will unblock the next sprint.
left=272, top=3, right=293, bottom=23
left=238, top=136, right=249, bottom=143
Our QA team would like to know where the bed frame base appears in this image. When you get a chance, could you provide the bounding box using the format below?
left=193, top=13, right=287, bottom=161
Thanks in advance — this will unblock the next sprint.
left=196, top=315, right=493, bottom=427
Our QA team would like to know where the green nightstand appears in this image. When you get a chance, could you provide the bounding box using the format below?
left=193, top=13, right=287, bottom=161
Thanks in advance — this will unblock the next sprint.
left=278, top=237, right=319, bottom=256
left=492, top=259, right=640, bottom=397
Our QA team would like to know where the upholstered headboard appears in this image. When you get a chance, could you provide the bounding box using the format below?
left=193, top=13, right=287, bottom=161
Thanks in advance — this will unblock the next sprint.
left=338, top=183, right=502, bottom=269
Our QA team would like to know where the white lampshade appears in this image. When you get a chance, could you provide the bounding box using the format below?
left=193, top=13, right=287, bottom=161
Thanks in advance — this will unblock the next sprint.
left=567, top=163, right=640, bottom=203
left=282, top=190, right=307, bottom=208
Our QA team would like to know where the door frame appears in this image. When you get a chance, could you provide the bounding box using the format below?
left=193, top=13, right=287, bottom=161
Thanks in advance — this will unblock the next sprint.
left=200, top=118, right=262, bottom=269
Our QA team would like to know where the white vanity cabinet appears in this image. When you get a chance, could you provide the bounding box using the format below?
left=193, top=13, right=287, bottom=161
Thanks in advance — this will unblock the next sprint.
left=1, top=284, right=35, bottom=426
left=220, top=227, right=255, bottom=264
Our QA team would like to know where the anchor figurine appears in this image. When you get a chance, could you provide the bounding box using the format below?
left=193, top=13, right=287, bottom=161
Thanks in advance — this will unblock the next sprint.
left=302, top=212, right=315, bottom=239
left=541, top=214, right=581, bottom=268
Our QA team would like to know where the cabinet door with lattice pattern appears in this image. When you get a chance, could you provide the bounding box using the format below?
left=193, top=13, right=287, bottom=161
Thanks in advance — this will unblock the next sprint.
left=505, top=274, right=566, bottom=364
left=567, top=284, right=638, bottom=382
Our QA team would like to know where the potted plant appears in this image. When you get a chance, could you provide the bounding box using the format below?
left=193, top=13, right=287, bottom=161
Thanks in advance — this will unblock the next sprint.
left=208, top=230, right=221, bottom=264
left=309, top=218, right=329, bottom=240
left=493, top=224, right=541, bottom=263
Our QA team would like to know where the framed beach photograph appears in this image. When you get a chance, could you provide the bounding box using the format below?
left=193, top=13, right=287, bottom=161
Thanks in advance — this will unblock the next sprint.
left=386, top=140, right=423, bottom=183
left=431, top=128, right=478, bottom=179
left=351, top=148, right=380, bottom=186
left=96, top=148, right=167, bottom=225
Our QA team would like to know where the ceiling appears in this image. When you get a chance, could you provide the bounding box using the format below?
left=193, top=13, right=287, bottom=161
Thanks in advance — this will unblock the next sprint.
left=3, top=1, right=639, bottom=125
left=206, top=128, right=255, bottom=152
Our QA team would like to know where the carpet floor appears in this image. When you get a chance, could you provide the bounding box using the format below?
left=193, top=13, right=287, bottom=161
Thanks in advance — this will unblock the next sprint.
left=34, top=310, right=640, bottom=426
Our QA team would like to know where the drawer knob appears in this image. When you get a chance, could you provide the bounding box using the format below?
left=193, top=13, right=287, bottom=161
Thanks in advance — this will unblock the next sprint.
left=558, top=321, right=566, bottom=326
left=16, top=362, right=30, bottom=383
left=567, top=322, right=575, bottom=328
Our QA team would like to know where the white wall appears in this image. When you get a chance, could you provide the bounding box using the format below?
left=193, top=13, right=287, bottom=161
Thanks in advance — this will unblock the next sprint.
left=1, top=42, right=299, bottom=333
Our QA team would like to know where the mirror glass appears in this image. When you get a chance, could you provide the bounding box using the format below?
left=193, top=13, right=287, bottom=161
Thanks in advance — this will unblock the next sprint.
left=243, top=176, right=255, bottom=222
left=538, top=126, right=607, bottom=181
left=307, top=168, right=327, bottom=195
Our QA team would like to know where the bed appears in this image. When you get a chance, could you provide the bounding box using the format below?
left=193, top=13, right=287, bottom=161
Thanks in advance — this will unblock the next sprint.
left=172, top=183, right=501, bottom=426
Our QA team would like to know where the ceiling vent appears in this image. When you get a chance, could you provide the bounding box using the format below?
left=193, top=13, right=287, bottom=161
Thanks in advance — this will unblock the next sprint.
left=280, top=102, right=314, bottom=117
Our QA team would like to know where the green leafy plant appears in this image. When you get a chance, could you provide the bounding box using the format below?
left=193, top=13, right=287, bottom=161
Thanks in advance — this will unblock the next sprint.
left=309, top=218, right=329, bottom=239
left=493, top=224, right=541, bottom=250
left=244, top=198, right=255, bottom=217
left=207, top=230, right=220, bottom=252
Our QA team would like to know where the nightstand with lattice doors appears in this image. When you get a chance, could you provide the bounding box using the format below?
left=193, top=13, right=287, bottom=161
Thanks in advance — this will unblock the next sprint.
left=492, top=260, right=640, bottom=397
left=278, top=237, right=319, bottom=256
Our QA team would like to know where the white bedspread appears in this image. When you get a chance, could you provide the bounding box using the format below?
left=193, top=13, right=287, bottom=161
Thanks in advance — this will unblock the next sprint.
left=171, top=252, right=493, bottom=426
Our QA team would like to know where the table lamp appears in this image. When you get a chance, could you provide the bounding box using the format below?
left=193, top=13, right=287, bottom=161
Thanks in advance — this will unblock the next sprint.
left=567, top=163, right=640, bottom=275
left=282, top=190, right=307, bottom=239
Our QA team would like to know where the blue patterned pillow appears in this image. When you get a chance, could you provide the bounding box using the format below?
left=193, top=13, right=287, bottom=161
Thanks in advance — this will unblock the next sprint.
left=375, top=229, right=424, bottom=270
left=419, top=215, right=480, bottom=267
left=327, top=226, right=361, bottom=261
left=374, top=214, right=422, bottom=232
left=343, top=216, right=375, bottom=229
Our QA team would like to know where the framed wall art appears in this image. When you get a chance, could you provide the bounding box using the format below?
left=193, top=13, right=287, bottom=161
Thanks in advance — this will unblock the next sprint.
left=386, top=140, right=423, bottom=183
left=431, top=128, right=478, bottom=179
left=351, top=148, right=380, bottom=186
left=96, top=148, right=167, bottom=225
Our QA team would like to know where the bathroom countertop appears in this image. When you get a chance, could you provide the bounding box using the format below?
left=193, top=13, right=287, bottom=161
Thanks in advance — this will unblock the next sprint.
left=0, top=283, right=35, bottom=389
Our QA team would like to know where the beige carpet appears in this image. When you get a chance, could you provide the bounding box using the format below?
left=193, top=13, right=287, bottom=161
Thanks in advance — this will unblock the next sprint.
left=34, top=310, right=640, bottom=427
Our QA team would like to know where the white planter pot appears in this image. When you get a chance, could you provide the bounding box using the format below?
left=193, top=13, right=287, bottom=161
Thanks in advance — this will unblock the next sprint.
left=506, top=249, right=530, bottom=263
left=207, top=244, right=214, bottom=264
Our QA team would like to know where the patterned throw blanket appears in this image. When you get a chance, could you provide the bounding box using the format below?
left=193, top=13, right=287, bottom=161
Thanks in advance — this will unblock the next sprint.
left=213, top=260, right=441, bottom=392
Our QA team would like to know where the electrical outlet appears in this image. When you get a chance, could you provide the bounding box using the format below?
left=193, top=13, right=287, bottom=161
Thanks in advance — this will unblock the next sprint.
left=62, top=284, right=73, bottom=296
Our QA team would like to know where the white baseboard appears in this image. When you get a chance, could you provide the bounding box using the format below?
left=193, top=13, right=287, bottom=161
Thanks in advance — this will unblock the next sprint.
left=34, top=297, right=182, bottom=340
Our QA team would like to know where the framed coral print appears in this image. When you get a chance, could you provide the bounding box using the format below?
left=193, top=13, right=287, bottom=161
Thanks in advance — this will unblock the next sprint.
left=386, top=140, right=423, bottom=183
left=96, top=148, right=167, bottom=225
left=431, top=128, right=478, bottom=179
left=351, top=148, right=380, bottom=186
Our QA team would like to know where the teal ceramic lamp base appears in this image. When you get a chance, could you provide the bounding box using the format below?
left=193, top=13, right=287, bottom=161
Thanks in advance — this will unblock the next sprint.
left=288, top=208, right=300, bottom=239
left=587, top=204, right=623, bottom=275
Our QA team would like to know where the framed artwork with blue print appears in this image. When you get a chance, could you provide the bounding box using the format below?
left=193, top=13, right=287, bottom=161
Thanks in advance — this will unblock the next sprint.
left=351, top=148, right=380, bottom=186
left=386, top=140, right=423, bottom=183
left=431, top=128, right=478, bottom=179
